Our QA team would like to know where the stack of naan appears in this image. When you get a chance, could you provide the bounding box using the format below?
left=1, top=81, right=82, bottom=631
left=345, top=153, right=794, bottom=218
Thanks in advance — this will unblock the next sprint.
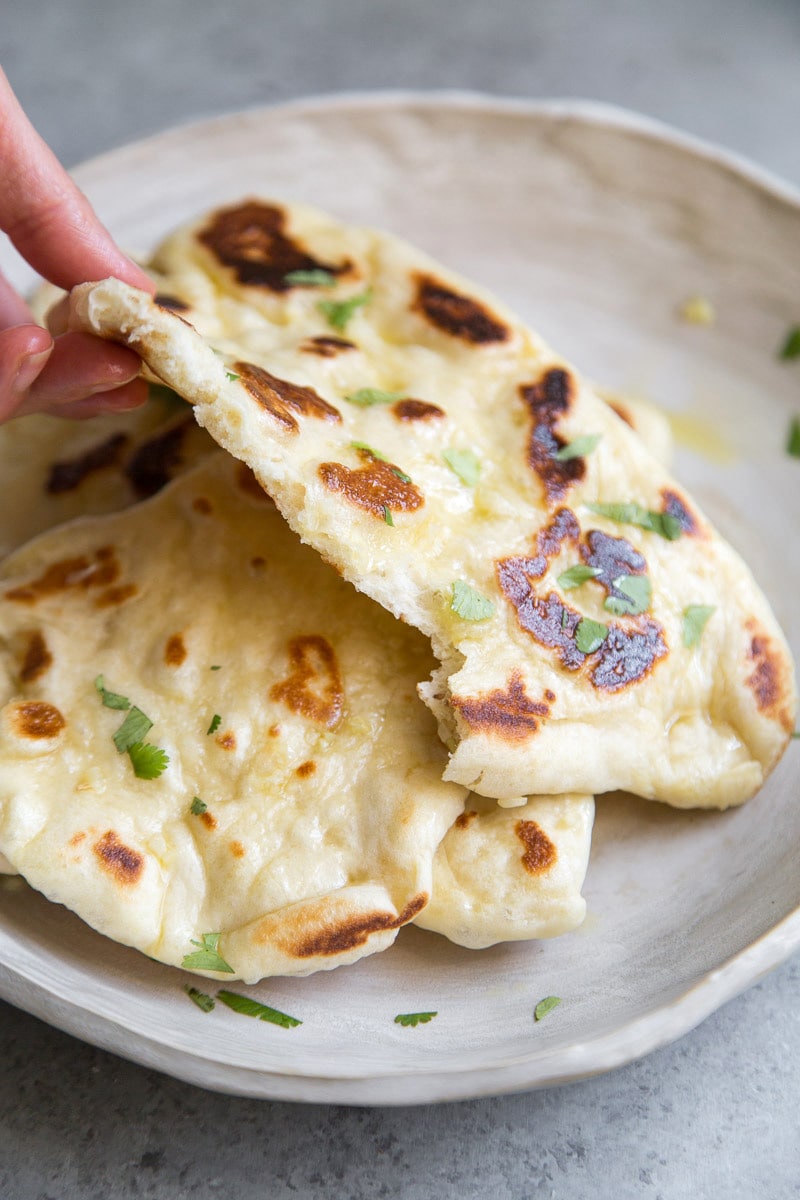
left=0, top=199, right=795, bottom=981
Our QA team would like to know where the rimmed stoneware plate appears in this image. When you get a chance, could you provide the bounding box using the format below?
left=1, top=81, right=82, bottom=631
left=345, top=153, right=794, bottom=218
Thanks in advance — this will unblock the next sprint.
left=1, top=94, right=798, bottom=1105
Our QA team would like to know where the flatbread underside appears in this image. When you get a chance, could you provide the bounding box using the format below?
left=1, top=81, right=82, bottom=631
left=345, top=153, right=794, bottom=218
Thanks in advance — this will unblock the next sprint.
left=0, top=385, right=214, bottom=562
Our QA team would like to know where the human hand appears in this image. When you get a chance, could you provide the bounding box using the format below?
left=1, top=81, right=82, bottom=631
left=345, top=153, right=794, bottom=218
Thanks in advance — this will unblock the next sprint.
left=0, top=68, right=155, bottom=424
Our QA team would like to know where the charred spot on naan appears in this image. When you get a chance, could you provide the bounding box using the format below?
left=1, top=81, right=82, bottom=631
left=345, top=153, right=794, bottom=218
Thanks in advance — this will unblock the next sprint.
left=746, top=627, right=795, bottom=733
left=270, top=634, right=344, bottom=729
left=661, top=488, right=702, bottom=537
left=520, top=507, right=582, bottom=578
left=164, top=633, right=187, bottom=667
left=197, top=201, right=353, bottom=293
left=300, top=336, right=357, bottom=358
left=497, top=556, right=668, bottom=690
left=318, top=449, right=423, bottom=521
left=515, top=820, right=557, bottom=874
left=581, top=530, right=647, bottom=603
left=496, top=507, right=668, bottom=690
left=413, top=273, right=510, bottom=344
left=275, top=892, right=429, bottom=958
left=235, top=361, right=341, bottom=433
left=450, top=671, right=553, bottom=741
left=454, top=809, right=478, bottom=831
left=607, top=400, right=635, bottom=428
left=496, top=569, right=585, bottom=670
left=5, top=546, right=122, bottom=605
left=391, top=398, right=446, bottom=422
left=95, top=583, right=137, bottom=609
left=93, top=830, right=144, bottom=886
left=522, top=368, right=588, bottom=505
left=9, top=700, right=65, bottom=739
left=590, top=620, right=668, bottom=692
left=46, top=433, right=130, bottom=495
left=18, top=631, right=53, bottom=684
left=154, top=293, right=191, bottom=313
left=4, top=544, right=138, bottom=613
left=124, top=416, right=196, bottom=499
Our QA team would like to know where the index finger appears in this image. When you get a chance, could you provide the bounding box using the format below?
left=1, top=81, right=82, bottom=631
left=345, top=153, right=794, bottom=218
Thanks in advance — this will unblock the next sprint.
left=0, top=69, right=154, bottom=295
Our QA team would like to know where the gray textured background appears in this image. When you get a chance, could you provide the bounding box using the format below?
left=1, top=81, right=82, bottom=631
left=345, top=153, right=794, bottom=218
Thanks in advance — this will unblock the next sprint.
left=2, top=1, right=800, bottom=1197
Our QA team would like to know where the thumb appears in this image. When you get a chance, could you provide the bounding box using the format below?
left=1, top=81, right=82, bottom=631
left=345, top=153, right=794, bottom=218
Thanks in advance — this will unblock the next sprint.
left=0, top=325, right=54, bottom=421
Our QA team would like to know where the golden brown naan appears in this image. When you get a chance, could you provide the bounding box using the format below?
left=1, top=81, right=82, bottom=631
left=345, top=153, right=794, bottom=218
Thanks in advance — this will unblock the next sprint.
left=0, top=456, right=466, bottom=979
left=68, top=199, right=796, bottom=810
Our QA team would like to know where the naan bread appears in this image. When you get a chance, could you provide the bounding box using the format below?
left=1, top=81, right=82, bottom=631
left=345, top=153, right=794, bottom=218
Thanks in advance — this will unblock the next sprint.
left=593, top=387, right=673, bottom=469
left=0, top=455, right=468, bottom=979
left=68, top=200, right=797, bottom=808
left=0, top=386, right=210, bottom=874
left=0, top=384, right=214, bottom=561
left=0, top=453, right=596, bottom=968
left=418, top=793, right=594, bottom=949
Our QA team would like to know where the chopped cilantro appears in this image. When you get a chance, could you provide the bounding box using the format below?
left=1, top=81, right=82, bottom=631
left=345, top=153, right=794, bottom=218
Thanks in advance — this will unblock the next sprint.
left=787, top=417, right=800, bottom=458
left=561, top=608, right=569, bottom=630
left=210, top=665, right=222, bottom=671
left=604, top=574, right=652, bottom=616
left=128, top=742, right=169, bottom=780
left=207, top=714, right=222, bottom=736
left=284, top=268, right=337, bottom=287
left=184, top=985, right=215, bottom=1013
left=181, top=932, right=235, bottom=974
left=190, top=796, right=208, bottom=816
left=351, top=440, right=388, bottom=459
left=394, top=1011, right=437, bottom=1027
left=225, top=371, right=240, bottom=382
left=442, top=447, right=481, bottom=487
left=656, top=513, right=682, bottom=540
left=217, top=990, right=302, bottom=1028
left=553, top=434, right=601, bottom=462
left=682, top=604, right=716, bottom=648
left=779, top=326, right=800, bottom=361
left=557, top=564, right=602, bottom=591
left=106, top=698, right=166, bottom=779
left=94, top=675, right=130, bottom=711
left=587, top=502, right=682, bottom=541
left=450, top=580, right=495, bottom=622
left=113, top=706, right=153, bottom=753
left=319, top=290, right=371, bottom=331
left=382, top=506, right=394, bottom=527
left=534, top=995, right=561, bottom=1022
left=351, top=442, right=412, bottom=483
left=575, top=618, right=608, bottom=654
left=344, top=387, right=404, bottom=407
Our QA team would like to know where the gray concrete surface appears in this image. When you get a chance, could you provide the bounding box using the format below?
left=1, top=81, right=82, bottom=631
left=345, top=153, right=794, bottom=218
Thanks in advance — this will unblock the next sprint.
left=2, top=1, right=800, bottom=1196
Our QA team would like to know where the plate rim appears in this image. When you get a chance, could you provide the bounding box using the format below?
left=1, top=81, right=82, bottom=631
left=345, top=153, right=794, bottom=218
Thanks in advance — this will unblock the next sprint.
left=1, top=89, right=799, bottom=1104
left=2, top=905, right=799, bottom=1105
left=66, top=88, right=800, bottom=205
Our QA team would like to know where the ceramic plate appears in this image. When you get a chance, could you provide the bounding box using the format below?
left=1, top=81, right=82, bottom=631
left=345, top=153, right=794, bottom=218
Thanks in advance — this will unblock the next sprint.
left=1, top=94, right=798, bottom=1105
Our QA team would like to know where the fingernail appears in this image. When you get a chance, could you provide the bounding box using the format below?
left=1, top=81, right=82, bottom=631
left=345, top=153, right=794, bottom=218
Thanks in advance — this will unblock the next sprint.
left=13, top=347, right=53, bottom=394
left=89, top=367, right=141, bottom=395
